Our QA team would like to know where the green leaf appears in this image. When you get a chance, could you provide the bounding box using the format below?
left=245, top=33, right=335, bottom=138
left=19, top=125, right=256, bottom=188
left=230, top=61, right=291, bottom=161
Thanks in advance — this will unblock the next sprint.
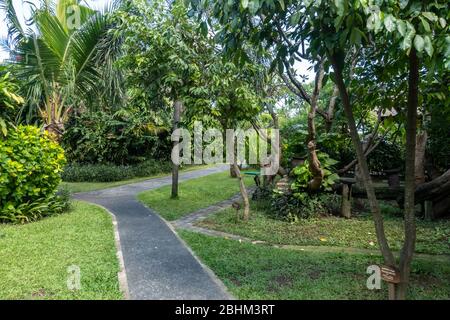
left=334, top=0, right=345, bottom=16
left=423, top=35, right=433, bottom=57
left=278, top=0, right=285, bottom=10
left=290, top=12, right=301, bottom=26
left=419, top=16, right=430, bottom=32
left=0, top=119, right=7, bottom=137
left=422, top=12, right=438, bottom=22
left=400, top=34, right=412, bottom=51
left=200, top=21, right=208, bottom=36
left=397, top=20, right=406, bottom=36
left=248, top=0, right=260, bottom=15
left=367, top=13, right=381, bottom=33
left=350, top=27, right=362, bottom=45
left=241, top=0, right=249, bottom=9
left=439, top=18, right=446, bottom=28
left=383, top=14, right=396, bottom=32
left=399, top=0, right=409, bottom=9
left=413, top=34, right=425, bottom=53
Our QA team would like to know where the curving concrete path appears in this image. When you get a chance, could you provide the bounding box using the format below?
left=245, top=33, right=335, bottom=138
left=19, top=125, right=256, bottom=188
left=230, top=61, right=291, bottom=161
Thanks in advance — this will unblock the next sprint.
left=74, top=164, right=232, bottom=300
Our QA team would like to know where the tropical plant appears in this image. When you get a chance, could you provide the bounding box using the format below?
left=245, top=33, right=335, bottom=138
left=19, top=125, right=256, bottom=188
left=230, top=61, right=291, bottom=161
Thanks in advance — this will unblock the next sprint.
left=291, top=152, right=340, bottom=193
left=0, top=66, right=24, bottom=136
left=0, top=0, right=123, bottom=138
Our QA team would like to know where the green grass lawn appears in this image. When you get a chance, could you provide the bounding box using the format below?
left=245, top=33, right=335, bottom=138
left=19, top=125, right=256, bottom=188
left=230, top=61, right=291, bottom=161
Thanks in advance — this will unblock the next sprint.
left=138, top=171, right=253, bottom=221
left=60, top=164, right=211, bottom=193
left=179, top=230, right=450, bottom=300
left=196, top=204, right=450, bottom=256
left=0, top=201, right=122, bottom=300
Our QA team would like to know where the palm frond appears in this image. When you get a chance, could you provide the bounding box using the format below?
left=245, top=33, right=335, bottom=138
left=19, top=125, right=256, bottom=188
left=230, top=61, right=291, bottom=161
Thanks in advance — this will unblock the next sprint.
left=0, top=0, right=25, bottom=47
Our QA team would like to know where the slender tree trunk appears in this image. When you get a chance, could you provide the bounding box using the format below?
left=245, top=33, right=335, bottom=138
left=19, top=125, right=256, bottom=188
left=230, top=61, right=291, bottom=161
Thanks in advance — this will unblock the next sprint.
left=396, top=48, right=419, bottom=300
left=171, top=100, right=182, bottom=198
left=415, top=131, right=427, bottom=185
left=266, top=104, right=287, bottom=176
left=307, top=63, right=325, bottom=191
left=325, top=85, right=339, bottom=132
left=229, top=164, right=238, bottom=177
left=329, top=52, right=395, bottom=267
left=233, top=162, right=250, bottom=220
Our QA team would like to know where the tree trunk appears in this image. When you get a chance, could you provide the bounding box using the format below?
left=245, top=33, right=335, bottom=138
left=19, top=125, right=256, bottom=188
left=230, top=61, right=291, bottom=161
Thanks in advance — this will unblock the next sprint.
left=396, top=47, right=419, bottom=300
left=415, top=131, right=427, bottom=185
left=266, top=104, right=287, bottom=177
left=414, top=169, right=450, bottom=203
left=251, top=119, right=287, bottom=177
left=329, top=52, right=395, bottom=268
left=325, top=85, right=339, bottom=132
left=233, top=162, right=250, bottom=220
left=229, top=164, right=238, bottom=177
left=307, top=62, right=325, bottom=191
left=341, top=183, right=352, bottom=218
left=171, top=100, right=182, bottom=198
left=43, top=121, right=64, bottom=142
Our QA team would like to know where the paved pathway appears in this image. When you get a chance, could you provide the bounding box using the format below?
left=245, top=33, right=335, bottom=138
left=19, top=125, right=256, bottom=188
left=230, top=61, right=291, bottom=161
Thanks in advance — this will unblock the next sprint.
left=74, top=164, right=232, bottom=300
left=172, top=187, right=257, bottom=241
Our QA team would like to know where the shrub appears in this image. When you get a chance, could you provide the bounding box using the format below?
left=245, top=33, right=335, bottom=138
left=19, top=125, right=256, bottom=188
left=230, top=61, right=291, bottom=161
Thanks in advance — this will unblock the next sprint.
left=0, top=194, right=70, bottom=224
left=62, top=159, right=172, bottom=182
left=291, top=151, right=340, bottom=193
left=0, top=125, right=66, bottom=222
left=270, top=192, right=340, bottom=222
left=62, top=108, right=171, bottom=165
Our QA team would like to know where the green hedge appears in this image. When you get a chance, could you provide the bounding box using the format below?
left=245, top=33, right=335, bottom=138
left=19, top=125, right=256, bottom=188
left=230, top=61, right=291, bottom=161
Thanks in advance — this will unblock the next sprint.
left=62, top=160, right=172, bottom=182
left=0, top=126, right=66, bottom=223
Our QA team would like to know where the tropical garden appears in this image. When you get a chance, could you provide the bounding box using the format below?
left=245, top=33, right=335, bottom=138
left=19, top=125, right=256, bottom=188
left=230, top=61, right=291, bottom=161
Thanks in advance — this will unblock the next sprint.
left=0, top=0, right=449, bottom=301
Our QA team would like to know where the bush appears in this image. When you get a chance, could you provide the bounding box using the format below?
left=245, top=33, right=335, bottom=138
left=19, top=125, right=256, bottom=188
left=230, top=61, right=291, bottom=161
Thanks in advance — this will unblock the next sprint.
left=0, top=125, right=66, bottom=223
left=0, top=194, right=70, bottom=224
left=62, top=159, right=172, bottom=182
left=291, top=151, right=340, bottom=193
left=270, top=192, right=340, bottom=222
left=62, top=108, right=171, bottom=165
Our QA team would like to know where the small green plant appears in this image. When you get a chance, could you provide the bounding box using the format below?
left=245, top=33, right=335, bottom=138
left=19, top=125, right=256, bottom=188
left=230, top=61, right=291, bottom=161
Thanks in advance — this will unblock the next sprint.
left=291, top=152, right=340, bottom=194
left=0, top=195, right=69, bottom=224
left=269, top=152, right=340, bottom=222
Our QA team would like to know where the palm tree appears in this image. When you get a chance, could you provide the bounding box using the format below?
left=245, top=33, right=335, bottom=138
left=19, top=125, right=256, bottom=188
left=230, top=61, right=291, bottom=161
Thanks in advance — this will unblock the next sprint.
left=0, top=0, right=123, bottom=139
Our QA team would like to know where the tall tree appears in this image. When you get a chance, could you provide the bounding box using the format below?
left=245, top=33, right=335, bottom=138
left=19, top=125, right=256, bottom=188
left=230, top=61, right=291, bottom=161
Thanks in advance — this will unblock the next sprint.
left=117, top=0, right=215, bottom=198
left=190, top=0, right=448, bottom=299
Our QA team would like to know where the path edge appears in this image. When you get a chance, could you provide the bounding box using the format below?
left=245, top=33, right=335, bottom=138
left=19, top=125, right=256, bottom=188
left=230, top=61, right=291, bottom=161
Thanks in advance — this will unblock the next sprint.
left=88, top=201, right=130, bottom=300
left=156, top=211, right=235, bottom=300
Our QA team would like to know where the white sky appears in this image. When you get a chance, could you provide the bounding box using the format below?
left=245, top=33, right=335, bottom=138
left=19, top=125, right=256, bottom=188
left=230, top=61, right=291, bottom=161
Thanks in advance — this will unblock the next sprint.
left=0, top=0, right=315, bottom=79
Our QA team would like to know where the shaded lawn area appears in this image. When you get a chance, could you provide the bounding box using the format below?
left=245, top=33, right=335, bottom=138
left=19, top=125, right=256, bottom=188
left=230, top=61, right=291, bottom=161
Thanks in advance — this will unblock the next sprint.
left=179, top=230, right=450, bottom=300
left=0, top=201, right=122, bottom=300
left=60, top=164, right=212, bottom=193
left=196, top=204, right=450, bottom=256
left=138, top=171, right=253, bottom=221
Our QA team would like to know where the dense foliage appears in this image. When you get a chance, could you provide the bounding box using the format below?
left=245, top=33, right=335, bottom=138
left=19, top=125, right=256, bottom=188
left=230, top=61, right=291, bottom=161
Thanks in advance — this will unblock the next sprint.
left=62, top=159, right=172, bottom=182
left=0, top=125, right=66, bottom=223
left=62, top=107, right=171, bottom=165
left=0, top=66, right=23, bottom=136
